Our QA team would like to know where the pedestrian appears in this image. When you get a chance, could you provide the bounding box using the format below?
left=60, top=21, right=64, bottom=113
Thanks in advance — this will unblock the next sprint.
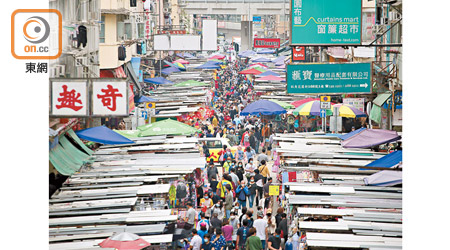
left=257, top=148, right=269, bottom=165
left=245, top=158, right=256, bottom=180
left=211, top=228, right=227, bottom=250
left=254, top=169, right=264, bottom=205
left=263, top=177, right=273, bottom=197
left=239, top=207, right=248, bottom=227
left=245, top=227, right=263, bottom=250
left=275, top=208, right=284, bottom=229
left=229, top=168, right=240, bottom=187
left=190, top=229, right=203, bottom=250
left=236, top=219, right=249, bottom=250
left=224, top=184, right=234, bottom=219
left=235, top=180, right=249, bottom=208
left=197, top=212, right=211, bottom=231
left=222, top=218, right=234, bottom=250
left=201, top=234, right=213, bottom=250
left=200, top=192, right=214, bottom=219
left=258, top=160, right=270, bottom=184
left=267, top=229, right=282, bottom=250
left=210, top=211, right=222, bottom=230
left=186, top=202, right=197, bottom=229
left=198, top=223, right=209, bottom=244
left=265, top=209, right=276, bottom=236
left=217, top=175, right=233, bottom=200
left=236, top=162, right=245, bottom=182
left=246, top=210, right=254, bottom=228
left=253, top=211, right=269, bottom=250
left=247, top=176, right=257, bottom=208
left=278, top=213, right=288, bottom=243
left=207, top=160, right=219, bottom=183
left=229, top=212, right=239, bottom=247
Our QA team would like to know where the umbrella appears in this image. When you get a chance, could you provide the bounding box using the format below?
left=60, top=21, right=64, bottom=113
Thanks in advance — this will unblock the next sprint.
left=252, top=57, right=272, bottom=63
left=163, top=60, right=178, bottom=68
left=174, top=62, right=186, bottom=71
left=138, top=119, right=201, bottom=137
left=76, top=126, right=135, bottom=145
left=196, top=63, right=221, bottom=69
left=174, top=80, right=209, bottom=87
left=341, top=129, right=402, bottom=148
left=269, top=99, right=295, bottom=109
left=293, top=100, right=333, bottom=116
left=238, top=68, right=263, bottom=75
left=256, top=75, right=285, bottom=82
left=364, top=170, right=402, bottom=186
left=174, top=59, right=190, bottom=64
left=144, top=77, right=173, bottom=85
left=240, top=100, right=287, bottom=116
left=99, top=232, right=150, bottom=250
left=248, top=66, right=267, bottom=73
left=272, top=55, right=286, bottom=63
left=332, top=104, right=367, bottom=118
left=238, top=50, right=256, bottom=57
left=291, top=98, right=320, bottom=108
left=137, top=96, right=158, bottom=103
left=113, top=129, right=142, bottom=139
left=276, top=64, right=286, bottom=68
left=209, top=54, right=225, bottom=60
left=257, top=70, right=280, bottom=77
left=248, top=63, right=268, bottom=68
left=161, top=66, right=180, bottom=75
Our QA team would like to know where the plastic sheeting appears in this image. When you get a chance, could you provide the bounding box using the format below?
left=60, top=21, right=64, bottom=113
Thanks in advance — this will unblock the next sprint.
left=341, top=129, right=401, bottom=148
left=240, top=100, right=287, bottom=116
left=76, top=126, right=135, bottom=145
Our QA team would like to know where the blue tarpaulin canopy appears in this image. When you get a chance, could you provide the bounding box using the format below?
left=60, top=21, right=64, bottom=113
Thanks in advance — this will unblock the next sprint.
left=364, top=170, right=402, bottom=186
left=76, top=126, right=135, bottom=145
left=365, top=150, right=402, bottom=168
left=241, top=100, right=287, bottom=116
left=196, top=63, right=221, bottom=69
left=137, top=96, right=158, bottom=103
left=161, top=66, right=180, bottom=75
left=252, top=57, right=272, bottom=62
left=257, top=48, right=275, bottom=54
left=339, top=127, right=367, bottom=140
left=258, top=71, right=280, bottom=77
left=238, top=50, right=256, bottom=58
left=144, top=77, right=173, bottom=85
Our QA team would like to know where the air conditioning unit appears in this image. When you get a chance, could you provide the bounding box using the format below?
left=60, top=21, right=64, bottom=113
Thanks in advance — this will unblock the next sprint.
left=389, top=11, right=402, bottom=21
left=164, top=8, right=169, bottom=13
left=136, top=15, right=144, bottom=23
left=123, top=34, right=128, bottom=40
left=54, top=65, right=66, bottom=76
left=75, top=57, right=87, bottom=67
left=49, top=67, right=57, bottom=78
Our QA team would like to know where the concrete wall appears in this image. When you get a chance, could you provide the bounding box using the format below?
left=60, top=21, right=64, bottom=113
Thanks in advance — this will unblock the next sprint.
left=101, top=0, right=130, bottom=9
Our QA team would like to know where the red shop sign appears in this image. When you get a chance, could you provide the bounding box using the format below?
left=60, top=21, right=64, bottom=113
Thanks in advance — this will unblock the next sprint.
left=292, top=46, right=305, bottom=61
left=253, top=38, right=280, bottom=48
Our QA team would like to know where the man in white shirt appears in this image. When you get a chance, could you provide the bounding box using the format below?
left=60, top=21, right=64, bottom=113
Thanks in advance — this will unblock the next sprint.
left=253, top=211, right=268, bottom=250
left=186, top=203, right=197, bottom=229
left=189, top=229, right=203, bottom=250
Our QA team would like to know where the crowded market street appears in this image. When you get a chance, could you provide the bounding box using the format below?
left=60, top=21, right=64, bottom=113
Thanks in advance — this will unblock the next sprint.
left=47, top=0, right=404, bottom=249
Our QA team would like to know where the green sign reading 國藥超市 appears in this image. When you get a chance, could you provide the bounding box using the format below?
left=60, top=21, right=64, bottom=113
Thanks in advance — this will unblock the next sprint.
left=286, top=63, right=372, bottom=94
left=290, top=0, right=362, bottom=45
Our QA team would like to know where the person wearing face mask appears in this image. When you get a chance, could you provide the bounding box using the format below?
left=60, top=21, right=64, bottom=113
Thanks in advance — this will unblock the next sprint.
left=223, top=157, right=233, bottom=174
left=265, top=208, right=276, bottom=236
left=229, top=212, right=239, bottom=247
left=235, top=180, right=249, bottom=209
left=236, top=162, right=245, bottom=182
left=267, top=229, right=282, bottom=250
left=200, top=192, right=214, bottom=219
left=201, top=234, right=213, bottom=250
left=247, top=177, right=257, bottom=208
left=245, top=158, right=256, bottom=180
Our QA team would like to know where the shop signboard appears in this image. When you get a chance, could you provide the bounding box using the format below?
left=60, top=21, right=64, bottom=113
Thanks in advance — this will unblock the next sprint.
left=343, top=98, right=365, bottom=112
left=290, top=0, right=362, bottom=45
left=269, top=185, right=280, bottom=196
left=253, top=38, right=281, bottom=48
left=92, top=79, right=129, bottom=116
left=287, top=63, right=371, bottom=94
left=253, top=16, right=261, bottom=23
left=292, top=46, right=305, bottom=61
left=50, top=79, right=89, bottom=117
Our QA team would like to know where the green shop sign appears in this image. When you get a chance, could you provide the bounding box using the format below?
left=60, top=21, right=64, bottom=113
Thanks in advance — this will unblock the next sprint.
left=290, top=0, right=362, bottom=45
left=287, top=63, right=372, bottom=94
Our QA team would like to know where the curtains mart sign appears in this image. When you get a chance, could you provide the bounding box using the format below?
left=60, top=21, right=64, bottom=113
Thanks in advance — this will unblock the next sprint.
left=287, top=63, right=371, bottom=94
left=50, top=79, right=129, bottom=117
left=290, top=0, right=362, bottom=45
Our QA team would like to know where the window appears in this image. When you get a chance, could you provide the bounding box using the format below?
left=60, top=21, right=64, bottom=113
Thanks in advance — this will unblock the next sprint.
left=117, top=16, right=132, bottom=41
left=137, top=23, right=145, bottom=39
left=206, top=140, right=223, bottom=149
left=130, top=0, right=137, bottom=7
left=100, top=15, right=105, bottom=43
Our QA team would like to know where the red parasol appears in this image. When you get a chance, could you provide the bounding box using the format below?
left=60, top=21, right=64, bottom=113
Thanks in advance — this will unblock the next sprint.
left=291, top=98, right=320, bottom=108
left=238, top=68, right=262, bottom=75
left=99, top=232, right=150, bottom=250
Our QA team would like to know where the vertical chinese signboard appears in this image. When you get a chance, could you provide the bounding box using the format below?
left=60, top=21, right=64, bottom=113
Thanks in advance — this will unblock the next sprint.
left=287, top=63, right=371, bottom=94
left=290, top=0, right=362, bottom=45
left=51, top=79, right=88, bottom=116
left=92, top=79, right=128, bottom=116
